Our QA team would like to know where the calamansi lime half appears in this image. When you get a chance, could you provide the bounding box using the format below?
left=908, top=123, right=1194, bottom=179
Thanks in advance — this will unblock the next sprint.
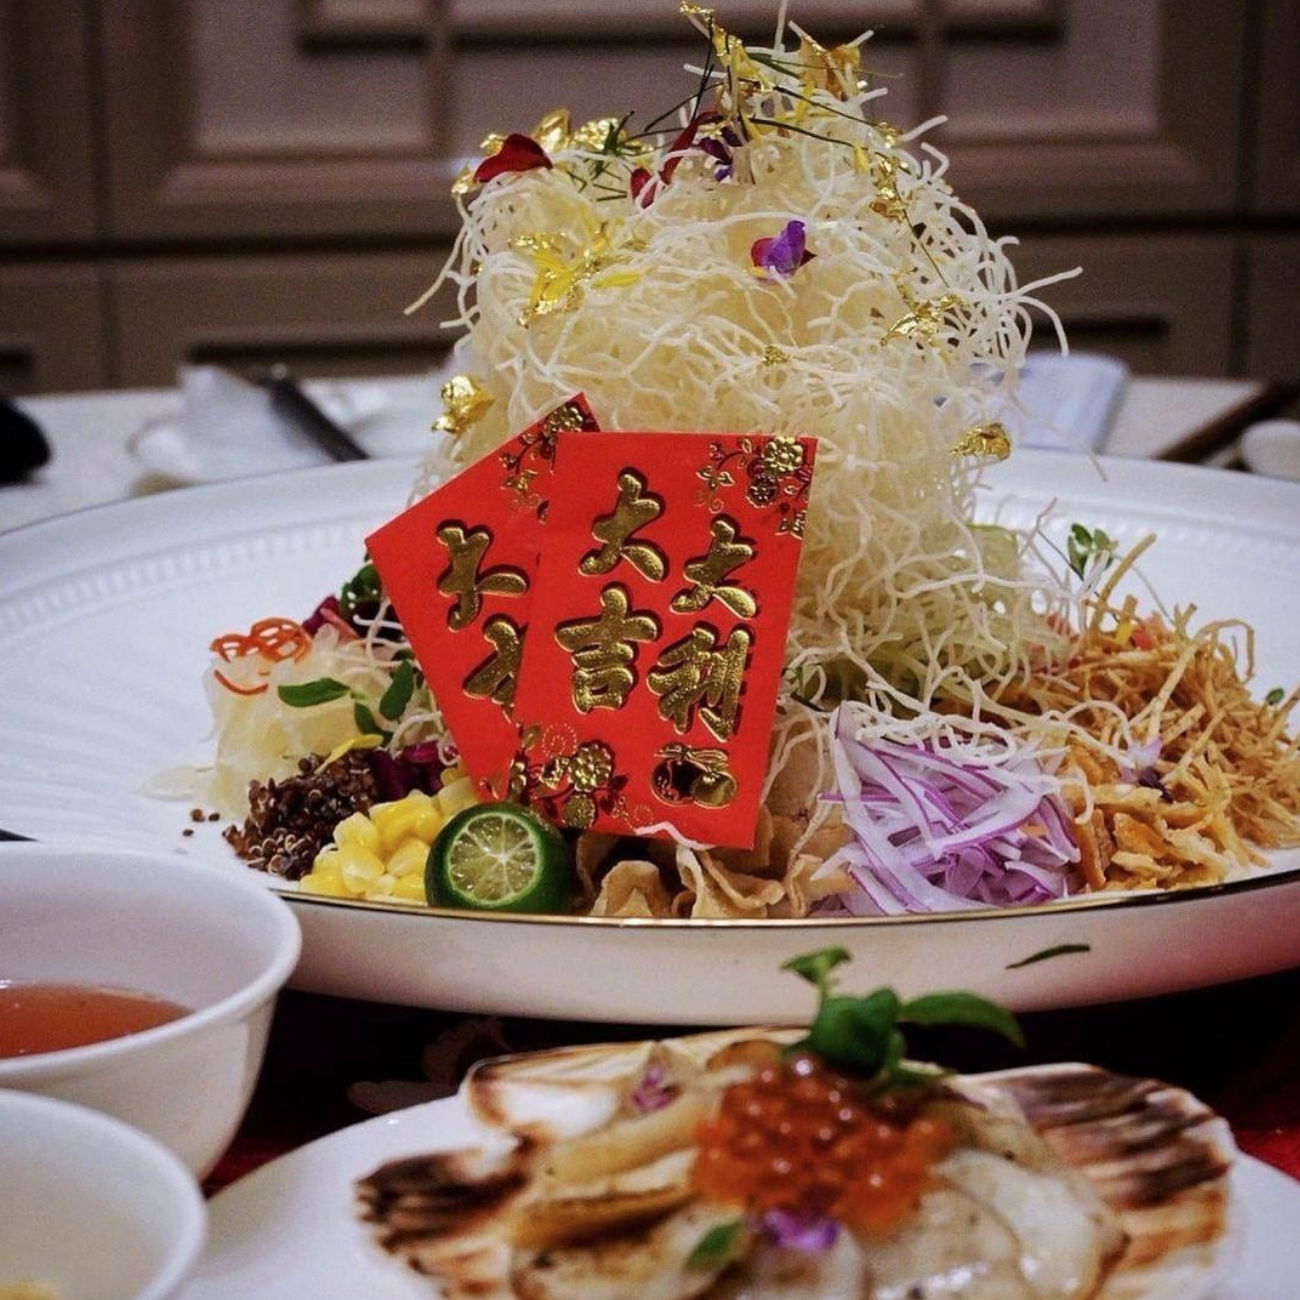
left=425, top=802, right=574, bottom=914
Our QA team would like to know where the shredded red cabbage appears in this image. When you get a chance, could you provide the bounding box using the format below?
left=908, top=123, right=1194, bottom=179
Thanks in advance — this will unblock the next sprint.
left=821, top=714, right=1081, bottom=915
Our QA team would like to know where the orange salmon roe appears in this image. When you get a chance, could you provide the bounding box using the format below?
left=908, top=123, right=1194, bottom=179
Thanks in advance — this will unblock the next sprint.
left=692, top=1054, right=955, bottom=1234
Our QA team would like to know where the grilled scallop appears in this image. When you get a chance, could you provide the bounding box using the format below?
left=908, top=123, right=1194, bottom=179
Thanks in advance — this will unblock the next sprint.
left=356, top=1033, right=1235, bottom=1300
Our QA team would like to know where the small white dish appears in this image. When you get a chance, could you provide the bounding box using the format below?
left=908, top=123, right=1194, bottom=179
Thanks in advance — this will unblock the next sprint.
left=0, top=1090, right=206, bottom=1300
left=0, top=843, right=301, bottom=1177
left=1241, top=419, right=1300, bottom=482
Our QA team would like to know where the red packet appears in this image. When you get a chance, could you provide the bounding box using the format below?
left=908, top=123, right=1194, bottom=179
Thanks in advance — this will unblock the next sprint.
left=365, top=396, right=600, bottom=783
left=512, top=431, right=816, bottom=847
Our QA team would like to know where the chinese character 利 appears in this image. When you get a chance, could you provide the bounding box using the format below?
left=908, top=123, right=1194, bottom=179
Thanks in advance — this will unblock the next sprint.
left=648, top=625, right=753, bottom=740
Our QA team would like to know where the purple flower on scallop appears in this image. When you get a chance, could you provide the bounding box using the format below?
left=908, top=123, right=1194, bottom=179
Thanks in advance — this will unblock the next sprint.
left=751, top=220, right=815, bottom=280
left=759, top=1209, right=839, bottom=1251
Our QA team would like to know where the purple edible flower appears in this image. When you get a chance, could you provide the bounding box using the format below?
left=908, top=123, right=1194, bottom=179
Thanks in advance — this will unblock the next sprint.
left=751, top=220, right=815, bottom=280
left=759, top=1209, right=839, bottom=1252
left=629, top=1063, right=677, bottom=1113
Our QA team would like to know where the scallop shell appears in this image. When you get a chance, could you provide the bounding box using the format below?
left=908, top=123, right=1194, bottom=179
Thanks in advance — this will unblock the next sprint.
left=360, top=1031, right=1237, bottom=1300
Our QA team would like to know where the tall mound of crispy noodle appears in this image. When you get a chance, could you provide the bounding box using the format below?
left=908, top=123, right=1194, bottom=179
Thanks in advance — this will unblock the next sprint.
left=407, top=8, right=1080, bottom=838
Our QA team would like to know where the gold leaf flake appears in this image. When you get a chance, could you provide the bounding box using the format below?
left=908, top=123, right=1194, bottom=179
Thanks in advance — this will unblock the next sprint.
left=952, top=422, right=1012, bottom=461
left=434, top=374, right=495, bottom=436
left=531, top=108, right=572, bottom=155
left=885, top=291, right=966, bottom=341
left=761, top=345, right=790, bottom=366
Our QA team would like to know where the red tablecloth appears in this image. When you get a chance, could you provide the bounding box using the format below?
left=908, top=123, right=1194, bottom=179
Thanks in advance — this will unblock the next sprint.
left=207, top=964, right=1300, bottom=1196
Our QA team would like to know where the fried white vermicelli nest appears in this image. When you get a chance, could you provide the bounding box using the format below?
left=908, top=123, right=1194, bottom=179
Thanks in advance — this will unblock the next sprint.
left=356, top=1031, right=1236, bottom=1300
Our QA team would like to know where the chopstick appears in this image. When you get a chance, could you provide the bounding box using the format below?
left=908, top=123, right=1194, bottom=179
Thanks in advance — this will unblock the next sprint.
left=0, top=827, right=33, bottom=842
left=258, top=367, right=369, bottom=463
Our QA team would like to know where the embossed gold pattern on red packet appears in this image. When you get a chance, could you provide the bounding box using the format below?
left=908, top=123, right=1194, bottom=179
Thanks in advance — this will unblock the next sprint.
left=512, top=431, right=816, bottom=847
left=365, top=396, right=599, bottom=782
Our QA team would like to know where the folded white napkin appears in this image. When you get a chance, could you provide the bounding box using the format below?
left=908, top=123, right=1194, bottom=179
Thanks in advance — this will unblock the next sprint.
left=127, top=366, right=435, bottom=485
left=1003, top=352, right=1129, bottom=453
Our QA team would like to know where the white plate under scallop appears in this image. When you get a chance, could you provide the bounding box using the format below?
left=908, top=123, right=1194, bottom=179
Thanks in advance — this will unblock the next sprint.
left=174, top=1089, right=1297, bottom=1300
left=0, top=454, right=1297, bottom=1020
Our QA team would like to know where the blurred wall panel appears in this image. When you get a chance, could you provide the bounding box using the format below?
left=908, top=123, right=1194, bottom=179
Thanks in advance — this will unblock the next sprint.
left=1010, top=234, right=1235, bottom=376
left=110, top=252, right=454, bottom=386
left=1253, top=0, right=1300, bottom=214
left=0, top=264, right=109, bottom=393
left=0, top=0, right=98, bottom=243
left=98, top=0, right=458, bottom=240
left=943, top=0, right=1244, bottom=220
left=1245, top=237, right=1300, bottom=382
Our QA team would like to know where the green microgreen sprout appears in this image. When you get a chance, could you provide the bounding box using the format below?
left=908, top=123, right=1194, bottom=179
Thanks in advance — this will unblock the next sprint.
left=782, top=947, right=1023, bottom=1091
left=1265, top=687, right=1286, bottom=707
left=339, top=559, right=382, bottom=622
left=1066, top=523, right=1116, bottom=581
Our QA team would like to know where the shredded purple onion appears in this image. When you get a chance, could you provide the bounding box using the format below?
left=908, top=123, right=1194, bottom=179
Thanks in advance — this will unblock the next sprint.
left=759, top=1210, right=839, bottom=1252
left=629, top=1063, right=677, bottom=1114
left=819, top=713, right=1082, bottom=915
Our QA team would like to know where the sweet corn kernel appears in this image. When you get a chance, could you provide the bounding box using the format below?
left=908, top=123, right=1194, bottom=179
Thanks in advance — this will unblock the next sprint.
left=372, top=872, right=399, bottom=896
left=310, top=846, right=343, bottom=881
left=299, top=871, right=347, bottom=897
left=437, top=774, right=479, bottom=818
left=392, top=873, right=428, bottom=902
left=413, top=803, right=444, bottom=842
left=387, top=837, right=430, bottom=879
left=369, top=798, right=422, bottom=851
left=338, top=842, right=385, bottom=892
left=334, top=811, right=381, bottom=854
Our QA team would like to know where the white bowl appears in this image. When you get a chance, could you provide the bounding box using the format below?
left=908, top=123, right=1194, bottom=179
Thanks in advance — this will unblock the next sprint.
left=1241, top=418, right=1300, bottom=482
left=0, top=843, right=301, bottom=1177
left=0, top=1090, right=206, bottom=1300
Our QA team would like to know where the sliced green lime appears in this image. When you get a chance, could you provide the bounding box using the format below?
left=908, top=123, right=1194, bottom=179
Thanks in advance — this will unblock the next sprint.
left=426, top=802, right=573, bottom=914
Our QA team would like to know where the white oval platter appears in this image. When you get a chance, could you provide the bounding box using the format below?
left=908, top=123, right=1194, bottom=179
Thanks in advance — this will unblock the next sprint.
left=0, top=453, right=1297, bottom=1021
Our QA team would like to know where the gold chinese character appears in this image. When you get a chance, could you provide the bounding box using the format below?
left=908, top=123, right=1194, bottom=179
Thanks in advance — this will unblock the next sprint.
left=436, top=524, right=529, bottom=630
left=555, top=584, right=659, bottom=712
left=648, top=625, right=752, bottom=740
left=463, top=615, right=525, bottom=708
left=579, top=470, right=667, bottom=581
left=671, top=516, right=758, bottom=618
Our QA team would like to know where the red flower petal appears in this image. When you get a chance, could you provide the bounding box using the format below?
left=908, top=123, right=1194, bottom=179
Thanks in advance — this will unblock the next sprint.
left=474, top=133, right=553, bottom=184
left=630, top=167, right=657, bottom=207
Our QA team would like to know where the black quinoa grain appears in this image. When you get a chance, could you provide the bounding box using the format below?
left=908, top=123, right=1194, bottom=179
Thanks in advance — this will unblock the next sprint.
left=224, top=751, right=379, bottom=881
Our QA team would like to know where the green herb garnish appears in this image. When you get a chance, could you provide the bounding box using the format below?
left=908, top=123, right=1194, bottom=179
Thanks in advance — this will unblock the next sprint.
left=783, top=948, right=1023, bottom=1089
left=686, top=1219, right=746, bottom=1269
left=379, top=659, right=417, bottom=721
left=339, top=559, right=382, bottom=621
left=1003, top=941, right=1086, bottom=972
left=1066, top=523, right=1115, bottom=580
left=1265, top=687, right=1286, bottom=707
left=353, top=702, right=390, bottom=741
left=277, top=677, right=351, bottom=708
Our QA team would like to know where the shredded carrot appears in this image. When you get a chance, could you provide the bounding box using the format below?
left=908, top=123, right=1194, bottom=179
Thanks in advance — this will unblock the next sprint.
left=210, top=618, right=312, bottom=694
left=213, top=668, right=270, bottom=696
left=210, top=619, right=312, bottom=665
